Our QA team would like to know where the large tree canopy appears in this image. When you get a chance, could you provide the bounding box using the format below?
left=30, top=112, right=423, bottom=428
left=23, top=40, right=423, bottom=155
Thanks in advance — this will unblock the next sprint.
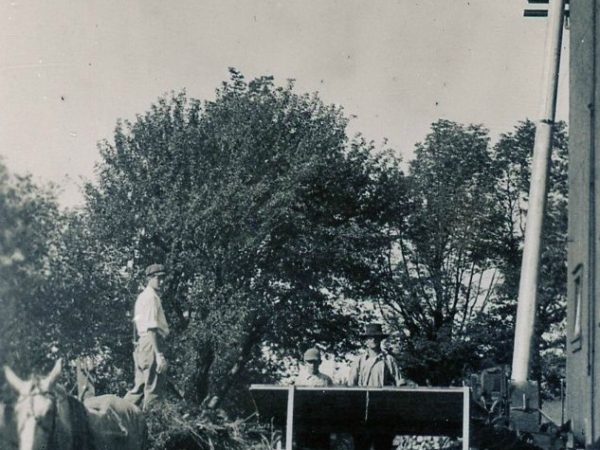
left=0, top=73, right=568, bottom=428
left=374, top=119, right=567, bottom=387
left=80, top=70, right=408, bottom=404
left=478, top=120, right=568, bottom=389
left=0, top=72, right=570, bottom=449
left=373, top=120, right=503, bottom=384
left=0, top=161, right=63, bottom=374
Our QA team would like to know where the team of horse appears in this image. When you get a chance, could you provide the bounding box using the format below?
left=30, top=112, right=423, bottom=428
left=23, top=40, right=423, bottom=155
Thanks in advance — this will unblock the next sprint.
left=1, top=359, right=147, bottom=450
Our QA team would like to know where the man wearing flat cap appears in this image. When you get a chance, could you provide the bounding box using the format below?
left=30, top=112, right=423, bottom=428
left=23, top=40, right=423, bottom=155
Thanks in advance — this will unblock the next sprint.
left=348, top=323, right=408, bottom=450
left=124, top=263, right=169, bottom=411
left=294, top=347, right=334, bottom=450
left=295, top=348, right=333, bottom=387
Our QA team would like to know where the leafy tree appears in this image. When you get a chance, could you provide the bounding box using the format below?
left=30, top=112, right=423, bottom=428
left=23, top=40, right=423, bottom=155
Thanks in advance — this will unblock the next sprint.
left=480, top=120, right=568, bottom=385
left=39, top=210, right=136, bottom=394
left=374, top=120, right=503, bottom=385
left=82, top=70, right=408, bottom=406
left=0, top=161, right=62, bottom=375
left=377, top=119, right=567, bottom=388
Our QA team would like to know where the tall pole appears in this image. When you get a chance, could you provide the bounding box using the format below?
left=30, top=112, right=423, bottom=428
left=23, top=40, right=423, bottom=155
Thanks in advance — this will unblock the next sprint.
left=511, top=0, right=566, bottom=385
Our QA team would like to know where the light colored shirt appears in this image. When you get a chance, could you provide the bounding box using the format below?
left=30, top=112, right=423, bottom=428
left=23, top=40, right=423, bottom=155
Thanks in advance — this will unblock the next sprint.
left=133, top=285, right=169, bottom=338
left=347, top=352, right=405, bottom=387
left=295, top=371, right=334, bottom=387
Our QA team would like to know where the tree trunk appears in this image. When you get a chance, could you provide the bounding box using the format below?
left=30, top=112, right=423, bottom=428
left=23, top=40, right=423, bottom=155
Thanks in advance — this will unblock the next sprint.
left=206, top=323, right=263, bottom=409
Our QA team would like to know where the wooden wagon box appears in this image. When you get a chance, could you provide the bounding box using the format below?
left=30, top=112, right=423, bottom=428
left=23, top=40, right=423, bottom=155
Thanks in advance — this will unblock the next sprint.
left=249, top=385, right=472, bottom=450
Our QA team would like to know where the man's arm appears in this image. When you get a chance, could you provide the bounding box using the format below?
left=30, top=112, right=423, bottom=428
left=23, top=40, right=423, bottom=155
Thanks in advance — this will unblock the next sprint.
left=347, top=357, right=361, bottom=386
left=385, top=355, right=407, bottom=387
left=147, top=329, right=167, bottom=373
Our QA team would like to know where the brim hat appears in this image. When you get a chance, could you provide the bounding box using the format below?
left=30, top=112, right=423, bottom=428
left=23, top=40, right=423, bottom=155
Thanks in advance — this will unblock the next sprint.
left=145, top=264, right=166, bottom=277
left=361, top=323, right=389, bottom=338
left=303, top=348, right=322, bottom=362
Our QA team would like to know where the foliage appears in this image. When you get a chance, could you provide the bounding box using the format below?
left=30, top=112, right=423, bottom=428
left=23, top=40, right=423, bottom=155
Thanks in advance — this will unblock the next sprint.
left=377, top=119, right=567, bottom=387
left=40, top=210, right=136, bottom=394
left=80, top=69, right=408, bottom=405
left=375, top=120, right=502, bottom=384
left=480, top=120, right=568, bottom=379
left=0, top=160, right=63, bottom=376
left=0, top=70, right=569, bottom=448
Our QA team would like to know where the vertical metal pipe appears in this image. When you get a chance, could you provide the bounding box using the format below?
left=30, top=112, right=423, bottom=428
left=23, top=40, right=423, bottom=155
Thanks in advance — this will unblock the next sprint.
left=463, top=387, right=470, bottom=450
left=285, top=386, right=295, bottom=450
left=511, top=0, right=566, bottom=384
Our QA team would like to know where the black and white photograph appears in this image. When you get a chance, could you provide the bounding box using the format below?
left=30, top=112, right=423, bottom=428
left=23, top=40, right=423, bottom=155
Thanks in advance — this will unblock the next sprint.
left=0, top=1, right=590, bottom=449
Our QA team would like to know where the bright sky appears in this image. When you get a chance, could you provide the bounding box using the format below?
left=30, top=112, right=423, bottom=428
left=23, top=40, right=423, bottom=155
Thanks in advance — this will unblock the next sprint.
left=0, top=0, right=569, bottom=207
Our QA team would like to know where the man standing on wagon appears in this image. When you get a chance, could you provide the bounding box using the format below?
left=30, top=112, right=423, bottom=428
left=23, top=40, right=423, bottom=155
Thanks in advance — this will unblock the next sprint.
left=124, top=263, right=170, bottom=411
left=347, top=323, right=406, bottom=388
left=295, top=347, right=334, bottom=387
left=347, top=323, right=408, bottom=450
left=293, top=348, right=334, bottom=450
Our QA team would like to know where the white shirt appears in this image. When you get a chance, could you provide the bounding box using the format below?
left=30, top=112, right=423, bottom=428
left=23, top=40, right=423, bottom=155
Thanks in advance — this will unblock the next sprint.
left=133, top=285, right=170, bottom=338
left=294, top=370, right=334, bottom=387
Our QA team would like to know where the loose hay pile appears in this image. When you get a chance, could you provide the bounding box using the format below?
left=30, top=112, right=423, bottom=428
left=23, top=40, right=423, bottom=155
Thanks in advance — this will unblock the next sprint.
left=145, top=401, right=272, bottom=450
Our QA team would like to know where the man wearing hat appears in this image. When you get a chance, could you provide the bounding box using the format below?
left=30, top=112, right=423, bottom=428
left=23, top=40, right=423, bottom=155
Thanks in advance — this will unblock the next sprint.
left=348, top=323, right=407, bottom=450
left=124, top=263, right=170, bottom=411
left=347, top=323, right=406, bottom=388
left=295, top=348, right=334, bottom=387
left=294, top=348, right=333, bottom=450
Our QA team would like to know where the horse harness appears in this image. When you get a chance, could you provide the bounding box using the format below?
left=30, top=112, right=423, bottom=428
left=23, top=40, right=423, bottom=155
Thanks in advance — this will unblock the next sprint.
left=15, top=387, right=58, bottom=447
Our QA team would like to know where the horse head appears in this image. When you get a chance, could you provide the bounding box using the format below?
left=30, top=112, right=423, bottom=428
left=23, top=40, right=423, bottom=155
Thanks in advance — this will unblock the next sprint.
left=4, top=359, right=62, bottom=450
